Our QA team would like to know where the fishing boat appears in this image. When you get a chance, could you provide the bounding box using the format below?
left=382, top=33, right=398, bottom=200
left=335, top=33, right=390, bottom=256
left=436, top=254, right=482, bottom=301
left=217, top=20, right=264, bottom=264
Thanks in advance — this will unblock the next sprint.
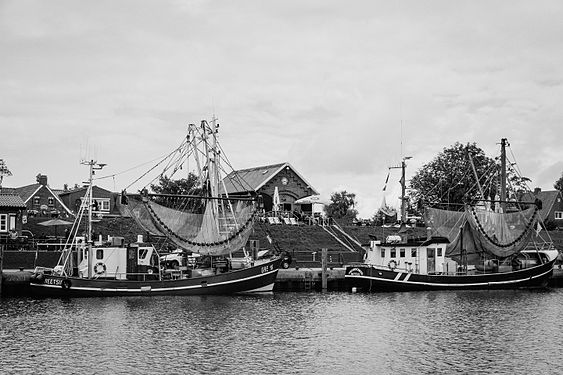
left=29, top=119, right=283, bottom=297
left=346, top=138, right=559, bottom=291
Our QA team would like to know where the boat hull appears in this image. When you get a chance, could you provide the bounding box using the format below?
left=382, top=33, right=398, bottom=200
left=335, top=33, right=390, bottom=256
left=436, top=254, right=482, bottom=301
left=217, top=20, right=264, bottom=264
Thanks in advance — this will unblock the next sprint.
left=29, top=257, right=282, bottom=297
left=345, top=258, right=556, bottom=292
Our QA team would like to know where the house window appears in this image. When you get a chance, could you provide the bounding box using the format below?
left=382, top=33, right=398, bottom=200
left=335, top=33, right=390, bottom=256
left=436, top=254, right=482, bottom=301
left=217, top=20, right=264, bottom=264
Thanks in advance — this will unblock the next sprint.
left=93, top=198, right=110, bottom=212
left=390, top=249, right=396, bottom=258
left=555, top=211, right=563, bottom=220
left=411, top=249, right=417, bottom=257
left=9, top=215, right=16, bottom=230
left=381, top=248, right=386, bottom=258
left=33, top=196, right=40, bottom=206
left=400, top=248, right=405, bottom=257
left=48, top=197, right=54, bottom=206
left=0, top=214, right=7, bottom=232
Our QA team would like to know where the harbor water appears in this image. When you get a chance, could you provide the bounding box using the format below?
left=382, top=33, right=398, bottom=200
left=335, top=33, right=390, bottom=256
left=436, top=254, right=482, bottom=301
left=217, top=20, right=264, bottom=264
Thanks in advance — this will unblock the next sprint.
left=1, top=289, right=562, bottom=374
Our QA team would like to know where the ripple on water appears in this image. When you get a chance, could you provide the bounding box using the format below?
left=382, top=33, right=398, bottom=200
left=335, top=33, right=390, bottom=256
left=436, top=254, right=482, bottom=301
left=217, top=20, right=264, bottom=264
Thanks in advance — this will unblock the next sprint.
left=1, top=289, right=562, bottom=375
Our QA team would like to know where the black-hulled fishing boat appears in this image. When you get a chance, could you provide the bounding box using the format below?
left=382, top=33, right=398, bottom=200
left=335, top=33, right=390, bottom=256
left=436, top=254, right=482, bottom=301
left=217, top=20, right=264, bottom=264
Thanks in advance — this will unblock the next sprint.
left=346, top=138, right=559, bottom=292
left=30, top=119, right=283, bottom=297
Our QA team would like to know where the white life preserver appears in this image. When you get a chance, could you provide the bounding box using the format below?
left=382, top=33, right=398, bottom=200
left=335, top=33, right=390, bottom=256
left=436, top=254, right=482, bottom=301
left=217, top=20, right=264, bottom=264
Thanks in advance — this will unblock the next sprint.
left=388, top=260, right=398, bottom=270
left=94, top=262, right=107, bottom=275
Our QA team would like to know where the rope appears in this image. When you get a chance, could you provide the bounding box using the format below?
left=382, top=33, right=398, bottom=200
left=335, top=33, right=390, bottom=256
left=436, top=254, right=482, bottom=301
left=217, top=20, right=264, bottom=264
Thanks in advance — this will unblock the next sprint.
left=469, top=205, right=537, bottom=248
left=142, top=199, right=256, bottom=247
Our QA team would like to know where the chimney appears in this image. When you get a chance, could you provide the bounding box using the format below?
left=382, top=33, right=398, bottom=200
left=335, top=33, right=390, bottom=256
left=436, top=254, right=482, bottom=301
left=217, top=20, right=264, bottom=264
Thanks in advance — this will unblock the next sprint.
left=36, top=174, right=48, bottom=186
left=534, top=187, right=541, bottom=195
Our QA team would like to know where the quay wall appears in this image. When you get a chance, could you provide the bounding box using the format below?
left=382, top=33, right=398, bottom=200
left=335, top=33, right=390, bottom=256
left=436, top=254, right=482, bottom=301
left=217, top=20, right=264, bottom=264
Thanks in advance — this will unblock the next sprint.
left=3, top=268, right=563, bottom=296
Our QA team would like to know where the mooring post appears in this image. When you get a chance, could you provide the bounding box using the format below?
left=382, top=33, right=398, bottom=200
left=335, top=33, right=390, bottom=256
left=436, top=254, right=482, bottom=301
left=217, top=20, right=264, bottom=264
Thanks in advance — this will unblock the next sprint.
left=321, top=248, right=328, bottom=291
left=0, top=244, right=4, bottom=296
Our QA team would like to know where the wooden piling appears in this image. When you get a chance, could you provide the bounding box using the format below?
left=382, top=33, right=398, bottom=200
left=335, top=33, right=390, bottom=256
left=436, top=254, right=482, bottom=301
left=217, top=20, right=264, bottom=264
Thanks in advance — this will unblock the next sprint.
left=0, top=244, right=4, bottom=296
left=321, top=248, right=327, bottom=290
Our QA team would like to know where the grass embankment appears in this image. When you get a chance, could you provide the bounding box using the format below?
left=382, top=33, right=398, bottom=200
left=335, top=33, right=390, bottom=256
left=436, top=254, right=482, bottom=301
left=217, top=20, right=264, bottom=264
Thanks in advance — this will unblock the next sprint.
left=23, top=216, right=563, bottom=256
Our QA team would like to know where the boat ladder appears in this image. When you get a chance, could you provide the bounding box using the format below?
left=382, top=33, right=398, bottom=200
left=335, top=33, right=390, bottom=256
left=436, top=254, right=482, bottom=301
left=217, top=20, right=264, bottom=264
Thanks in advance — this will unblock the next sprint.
left=303, top=272, right=313, bottom=291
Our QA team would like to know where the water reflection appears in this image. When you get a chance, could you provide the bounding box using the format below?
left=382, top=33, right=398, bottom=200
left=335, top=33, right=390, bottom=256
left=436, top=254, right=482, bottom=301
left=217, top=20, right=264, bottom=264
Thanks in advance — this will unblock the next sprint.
left=1, top=289, right=561, bottom=374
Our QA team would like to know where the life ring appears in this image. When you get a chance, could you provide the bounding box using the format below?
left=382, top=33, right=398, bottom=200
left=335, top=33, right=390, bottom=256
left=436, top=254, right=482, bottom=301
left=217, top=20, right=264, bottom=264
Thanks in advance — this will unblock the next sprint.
left=61, top=279, right=72, bottom=290
left=94, top=262, right=106, bottom=275
left=9, top=230, right=18, bottom=239
left=388, top=260, right=398, bottom=270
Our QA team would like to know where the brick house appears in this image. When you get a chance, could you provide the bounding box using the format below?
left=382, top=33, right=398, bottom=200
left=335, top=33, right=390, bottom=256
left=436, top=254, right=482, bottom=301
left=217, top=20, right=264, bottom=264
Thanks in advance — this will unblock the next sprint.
left=58, top=185, right=121, bottom=218
left=0, top=193, right=27, bottom=239
left=11, top=174, right=73, bottom=218
left=522, top=188, right=563, bottom=228
left=221, top=162, right=319, bottom=213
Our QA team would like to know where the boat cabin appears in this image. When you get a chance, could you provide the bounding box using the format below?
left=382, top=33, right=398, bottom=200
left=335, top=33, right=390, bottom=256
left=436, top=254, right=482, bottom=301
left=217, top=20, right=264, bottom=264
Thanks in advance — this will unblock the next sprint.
left=75, top=239, right=159, bottom=280
left=365, top=235, right=453, bottom=274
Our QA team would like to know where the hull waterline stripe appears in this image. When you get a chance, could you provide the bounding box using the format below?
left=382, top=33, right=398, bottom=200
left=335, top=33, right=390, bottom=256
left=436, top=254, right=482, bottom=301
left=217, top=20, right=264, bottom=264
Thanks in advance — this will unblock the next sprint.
left=345, top=267, right=553, bottom=288
left=32, top=268, right=278, bottom=293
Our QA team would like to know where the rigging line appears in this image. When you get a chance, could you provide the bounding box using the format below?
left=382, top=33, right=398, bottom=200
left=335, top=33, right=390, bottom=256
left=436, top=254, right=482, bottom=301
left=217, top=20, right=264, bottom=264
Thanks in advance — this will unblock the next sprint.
left=124, top=138, right=188, bottom=191
left=216, top=143, right=255, bottom=194
left=507, top=144, right=525, bottom=178
left=94, top=153, right=172, bottom=181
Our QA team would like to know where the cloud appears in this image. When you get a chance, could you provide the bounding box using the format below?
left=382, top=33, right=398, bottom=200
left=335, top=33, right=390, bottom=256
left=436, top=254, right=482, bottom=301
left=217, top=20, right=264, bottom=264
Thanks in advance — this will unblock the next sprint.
left=1, top=0, right=563, bottom=218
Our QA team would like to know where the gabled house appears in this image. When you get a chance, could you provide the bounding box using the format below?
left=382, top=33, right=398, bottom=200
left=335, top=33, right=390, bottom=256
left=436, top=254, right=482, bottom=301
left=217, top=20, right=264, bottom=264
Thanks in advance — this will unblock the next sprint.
left=11, top=174, right=73, bottom=217
left=58, top=185, right=121, bottom=218
left=0, top=193, right=26, bottom=239
left=522, top=188, right=563, bottom=228
left=221, top=162, right=318, bottom=213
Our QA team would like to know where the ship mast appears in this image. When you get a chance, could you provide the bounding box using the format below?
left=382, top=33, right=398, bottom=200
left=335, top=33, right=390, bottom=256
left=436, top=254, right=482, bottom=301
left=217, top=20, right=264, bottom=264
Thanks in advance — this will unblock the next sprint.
left=389, top=156, right=412, bottom=223
left=80, top=159, right=106, bottom=278
left=500, top=138, right=508, bottom=212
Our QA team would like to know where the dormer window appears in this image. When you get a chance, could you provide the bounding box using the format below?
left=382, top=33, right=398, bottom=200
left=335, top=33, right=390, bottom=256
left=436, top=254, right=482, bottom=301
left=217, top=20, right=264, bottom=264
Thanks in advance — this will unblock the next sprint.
left=48, top=197, right=54, bottom=206
left=33, top=196, right=40, bottom=206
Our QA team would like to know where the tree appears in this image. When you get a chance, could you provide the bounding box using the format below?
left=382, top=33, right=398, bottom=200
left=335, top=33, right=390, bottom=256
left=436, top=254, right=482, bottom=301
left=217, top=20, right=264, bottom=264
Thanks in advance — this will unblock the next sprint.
left=555, top=172, right=563, bottom=194
left=150, top=173, right=203, bottom=209
left=326, top=190, right=358, bottom=221
left=150, top=173, right=201, bottom=196
left=0, top=159, right=12, bottom=189
left=408, top=142, right=497, bottom=209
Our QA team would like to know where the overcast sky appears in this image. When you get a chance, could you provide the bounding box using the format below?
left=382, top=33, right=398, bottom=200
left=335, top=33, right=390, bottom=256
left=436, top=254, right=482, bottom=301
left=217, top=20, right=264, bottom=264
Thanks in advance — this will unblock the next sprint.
left=1, top=0, right=562, bottom=217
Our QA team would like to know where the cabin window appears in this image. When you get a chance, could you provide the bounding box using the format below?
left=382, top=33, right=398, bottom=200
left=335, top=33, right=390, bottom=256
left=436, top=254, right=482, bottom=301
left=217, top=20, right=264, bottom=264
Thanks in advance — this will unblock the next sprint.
left=555, top=211, right=563, bottom=219
left=411, top=249, right=417, bottom=257
left=0, top=214, right=7, bottom=232
left=139, top=248, right=149, bottom=260
left=381, top=248, right=386, bottom=258
left=427, top=248, right=435, bottom=258
left=399, top=248, right=405, bottom=257
left=390, top=249, right=396, bottom=258
left=48, top=197, right=54, bottom=206
left=96, top=249, right=104, bottom=259
left=437, top=248, right=443, bottom=257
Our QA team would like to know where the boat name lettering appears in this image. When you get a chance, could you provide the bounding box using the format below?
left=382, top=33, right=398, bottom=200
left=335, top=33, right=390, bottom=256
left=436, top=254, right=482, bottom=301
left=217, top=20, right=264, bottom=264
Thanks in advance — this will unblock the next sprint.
left=45, top=278, right=63, bottom=286
left=261, top=264, right=274, bottom=273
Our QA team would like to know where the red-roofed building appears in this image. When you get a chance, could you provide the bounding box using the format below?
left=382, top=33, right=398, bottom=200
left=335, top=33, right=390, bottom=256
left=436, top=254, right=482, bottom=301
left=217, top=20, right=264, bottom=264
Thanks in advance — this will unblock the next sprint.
left=10, top=174, right=73, bottom=218
left=58, top=185, right=121, bottom=218
left=222, top=162, right=318, bottom=213
left=0, top=193, right=26, bottom=239
left=521, top=188, right=563, bottom=228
